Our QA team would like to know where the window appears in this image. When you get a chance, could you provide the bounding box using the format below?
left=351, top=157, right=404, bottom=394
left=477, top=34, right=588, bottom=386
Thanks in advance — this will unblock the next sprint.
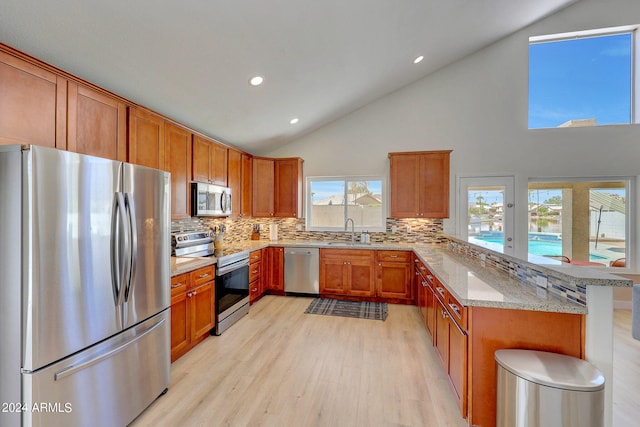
left=528, top=26, right=638, bottom=129
left=527, top=179, right=631, bottom=268
left=306, top=176, right=385, bottom=231
left=457, top=176, right=515, bottom=255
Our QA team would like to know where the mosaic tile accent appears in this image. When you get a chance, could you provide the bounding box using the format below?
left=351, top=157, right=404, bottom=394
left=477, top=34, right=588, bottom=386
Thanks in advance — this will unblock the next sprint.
left=171, top=217, right=446, bottom=245
left=443, top=236, right=588, bottom=306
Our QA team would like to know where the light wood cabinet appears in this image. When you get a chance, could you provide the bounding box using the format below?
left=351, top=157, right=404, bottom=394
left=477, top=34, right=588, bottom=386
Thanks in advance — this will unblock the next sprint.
left=0, top=49, right=66, bottom=148
left=228, top=149, right=253, bottom=218
left=319, top=249, right=376, bottom=297
left=128, top=107, right=165, bottom=170
left=170, top=265, right=215, bottom=362
left=389, top=150, right=451, bottom=218
left=375, top=250, right=413, bottom=300
left=252, top=157, right=275, bottom=217
left=274, top=157, right=303, bottom=217
left=266, top=247, right=285, bottom=294
left=249, top=249, right=266, bottom=303
left=67, top=82, right=127, bottom=161
left=192, top=135, right=228, bottom=185
left=165, top=123, right=192, bottom=220
left=252, top=157, right=303, bottom=218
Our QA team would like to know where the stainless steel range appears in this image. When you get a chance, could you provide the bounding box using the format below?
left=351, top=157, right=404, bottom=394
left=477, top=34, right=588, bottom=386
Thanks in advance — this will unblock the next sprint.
left=172, top=231, right=250, bottom=335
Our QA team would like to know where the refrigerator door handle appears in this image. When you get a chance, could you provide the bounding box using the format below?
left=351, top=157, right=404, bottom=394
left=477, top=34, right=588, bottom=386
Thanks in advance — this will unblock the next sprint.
left=111, top=192, right=129, bottom=306
left=53, top=317, right=166, bottom=381
left=124, top=193, right=138, bottom=302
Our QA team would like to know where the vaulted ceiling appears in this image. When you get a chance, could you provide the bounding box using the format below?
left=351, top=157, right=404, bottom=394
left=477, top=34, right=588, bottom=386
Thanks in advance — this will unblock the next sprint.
left=0, top=0, right=578, bottom=154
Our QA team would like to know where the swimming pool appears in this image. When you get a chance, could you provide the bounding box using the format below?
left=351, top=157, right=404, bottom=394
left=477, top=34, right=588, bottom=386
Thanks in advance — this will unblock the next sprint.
left=472, top=233, right=608, bottom=261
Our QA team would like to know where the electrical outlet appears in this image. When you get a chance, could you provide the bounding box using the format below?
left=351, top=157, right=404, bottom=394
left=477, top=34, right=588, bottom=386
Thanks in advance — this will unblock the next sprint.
left=480, top=253, right=486, bottom=262
left=406, top=225, right=412, bottom=234
left=536, top=275, right=548, bottom=289
left=391, top=225, right=398, bottom=233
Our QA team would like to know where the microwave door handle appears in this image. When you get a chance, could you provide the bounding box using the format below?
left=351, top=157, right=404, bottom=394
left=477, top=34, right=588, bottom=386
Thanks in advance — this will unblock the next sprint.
left=124, top=193, right=137, bottom=302
left=220, top=192, right=227, bottom=212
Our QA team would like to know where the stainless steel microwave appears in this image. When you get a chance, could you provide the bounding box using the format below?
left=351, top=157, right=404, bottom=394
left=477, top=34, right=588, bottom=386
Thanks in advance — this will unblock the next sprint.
left=191, top=182, right=232, bottom=217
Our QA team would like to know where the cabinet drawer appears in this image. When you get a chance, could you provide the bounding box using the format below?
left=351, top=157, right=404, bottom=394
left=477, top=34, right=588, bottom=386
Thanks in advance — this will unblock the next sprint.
left=446, top=293, right=468, bottom=330
left=190, top=265, right=215, bottom=287
left=377, top=250, right=411, bottom=262
left=249, top=250, right=262, bottom=263
left=249, top=262, right=261, bottom=283
left=249, top=279, right=260, bottom=297
left=171, top=273, right=189, bottom=297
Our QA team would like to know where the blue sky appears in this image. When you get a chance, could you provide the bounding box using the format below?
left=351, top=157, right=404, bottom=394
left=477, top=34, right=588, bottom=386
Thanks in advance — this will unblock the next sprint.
left=311, top=180, right=382, bottom=201
left=529, top=32, right=631, bottom=129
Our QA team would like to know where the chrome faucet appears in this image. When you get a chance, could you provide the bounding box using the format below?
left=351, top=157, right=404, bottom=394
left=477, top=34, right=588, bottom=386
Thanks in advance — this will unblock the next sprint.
left=345, top=217, right=355, bottom=243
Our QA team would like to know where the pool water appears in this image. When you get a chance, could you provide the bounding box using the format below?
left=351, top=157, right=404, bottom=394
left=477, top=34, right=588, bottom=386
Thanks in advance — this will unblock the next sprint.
left=473, top=235, right=608, bottom=261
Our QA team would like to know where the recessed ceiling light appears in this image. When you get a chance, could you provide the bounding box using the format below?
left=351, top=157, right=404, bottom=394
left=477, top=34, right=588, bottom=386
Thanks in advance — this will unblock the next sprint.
left=413, top=55, right=424, bottom=64
left=249, top=76, right=263, bottom=86
left=289, top=118, right=299, bottom=125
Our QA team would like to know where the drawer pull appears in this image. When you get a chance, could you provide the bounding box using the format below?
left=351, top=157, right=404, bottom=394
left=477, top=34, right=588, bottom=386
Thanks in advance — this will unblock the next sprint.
left=252, top=269, right=259, bottom=274
left=198, top=273, right=210, bottom=279
left=172, top=282, right=184, bottom=288
left=448, top=303, right=461, bottom=317
left=389, top=255, right=398, bottom=258
left=436, top=286, right=445, bottom=298
left=422, top=281, right=428, bottom=287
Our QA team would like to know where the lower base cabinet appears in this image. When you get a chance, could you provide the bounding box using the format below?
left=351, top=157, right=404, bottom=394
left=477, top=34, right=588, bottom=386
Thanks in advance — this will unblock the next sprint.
left=170, top=265, right=215, bottom=362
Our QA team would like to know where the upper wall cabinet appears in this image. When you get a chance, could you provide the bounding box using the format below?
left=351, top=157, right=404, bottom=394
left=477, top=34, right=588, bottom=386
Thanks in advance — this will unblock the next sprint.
left=129, top=107, right=166, bottom=170
left=227, top=149, right=253, bottom=218
left=252, top=157, right=303, bottom=218
left=0, top=50, right=66, bottom=148
left=67, top=82, right=127, bottom=161
left=165, top=123, right=192, bottom=220
left=389, top=150, right=452, bottom=218
left=192, top=135, right=228, bottom=186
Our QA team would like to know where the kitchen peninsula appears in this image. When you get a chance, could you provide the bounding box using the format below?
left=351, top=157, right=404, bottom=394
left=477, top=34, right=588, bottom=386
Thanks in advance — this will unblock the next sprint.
left=171, top=236, right=630, bottom=427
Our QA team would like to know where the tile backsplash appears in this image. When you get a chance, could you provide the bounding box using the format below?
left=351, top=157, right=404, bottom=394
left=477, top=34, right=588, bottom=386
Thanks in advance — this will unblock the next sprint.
left=171, top=217, right=446, bottom=245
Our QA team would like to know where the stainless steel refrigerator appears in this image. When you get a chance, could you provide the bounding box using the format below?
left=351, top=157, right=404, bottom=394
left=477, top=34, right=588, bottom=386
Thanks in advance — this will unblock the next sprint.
left=0, top=145, right=171, bottom=427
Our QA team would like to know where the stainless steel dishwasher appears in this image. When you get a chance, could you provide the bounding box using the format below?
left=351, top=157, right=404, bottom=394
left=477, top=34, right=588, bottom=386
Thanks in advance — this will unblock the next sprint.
left=284, top=247, right=320, bottom=295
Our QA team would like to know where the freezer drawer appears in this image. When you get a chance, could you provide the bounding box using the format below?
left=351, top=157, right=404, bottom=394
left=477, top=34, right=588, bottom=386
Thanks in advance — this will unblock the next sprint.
left=22, top=310, right=170, bottom=427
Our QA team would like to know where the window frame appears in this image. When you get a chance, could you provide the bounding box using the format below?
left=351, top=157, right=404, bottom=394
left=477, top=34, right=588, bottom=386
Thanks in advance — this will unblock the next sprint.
left=526, top=176, right=634, bottom=271
left=528, top=25, right=640, bottom=128
left=305, top=175, right=386, bottom=232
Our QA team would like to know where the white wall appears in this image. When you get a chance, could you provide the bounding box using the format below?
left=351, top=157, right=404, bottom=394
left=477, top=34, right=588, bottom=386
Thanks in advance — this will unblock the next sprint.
left=268, top=0, right=640, bottom=266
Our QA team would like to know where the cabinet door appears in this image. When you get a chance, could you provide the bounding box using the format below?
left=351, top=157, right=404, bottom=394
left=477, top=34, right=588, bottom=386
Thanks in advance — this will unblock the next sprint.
left=389, top=154, right=421, bottom=218
left=211, top=143, right=228, bottom=185
left=128, top=108, right=165, bottom=170
left=419, top=152, right=450, bottom=218
left=252, top=157, right=275, bottom=217
left=227, top=148, right=242, bottom=217
left=377, top=261, right=412, bottom=300
left=165, top=123, right=192, bottom=220
left=67, top=82, right=127, bottom=161
left=434, top=297, right=449, bottom=370
left=0, top=50, right=65, bottom=148
left=190, top=281, right=215, bottom=340
left=170, top=291, right=190, bottom=362
left=267, top=247, right=284, bottom=292
left=320, top=257, right=348, bottom=294
left=192, top=135, right=212, bottom=182
left=348, top=257, right=376, bottom=297
left=448, top=315, right=468, bottom=416
left=274, top=158, right=302, bottom=217
left=241, top=153, right=253, bottom=217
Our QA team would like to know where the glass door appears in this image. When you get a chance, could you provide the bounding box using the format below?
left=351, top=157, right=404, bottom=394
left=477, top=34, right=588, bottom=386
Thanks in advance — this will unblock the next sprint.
left=457, top=176, right=515, bottom=255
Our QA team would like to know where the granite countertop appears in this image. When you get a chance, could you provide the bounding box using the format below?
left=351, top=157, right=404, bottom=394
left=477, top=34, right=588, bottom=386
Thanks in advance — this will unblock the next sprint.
left=412, top=245, right=588, bottom=314
left=170, top=239, right=620, bottom=314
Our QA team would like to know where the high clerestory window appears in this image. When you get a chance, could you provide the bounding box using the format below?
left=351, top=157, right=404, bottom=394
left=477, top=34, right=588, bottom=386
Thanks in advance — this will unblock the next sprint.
left=528, top=25, right=639, bottom=129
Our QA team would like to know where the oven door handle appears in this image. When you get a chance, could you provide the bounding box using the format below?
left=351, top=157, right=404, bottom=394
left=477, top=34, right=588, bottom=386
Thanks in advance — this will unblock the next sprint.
left=217, top=259, right=250, bottom=276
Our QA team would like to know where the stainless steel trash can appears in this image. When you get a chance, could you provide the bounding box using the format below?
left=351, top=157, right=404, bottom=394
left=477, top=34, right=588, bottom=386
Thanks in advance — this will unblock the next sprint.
left=495, top=349, right=605, bottom=427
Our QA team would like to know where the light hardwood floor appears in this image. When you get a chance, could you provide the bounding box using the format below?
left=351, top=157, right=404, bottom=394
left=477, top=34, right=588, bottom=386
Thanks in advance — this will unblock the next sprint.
left=131, top=298, right=639, bottom=427
left=131, top=296, right=468, bottom=427
left=612, top=309, right=640, bottom=427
